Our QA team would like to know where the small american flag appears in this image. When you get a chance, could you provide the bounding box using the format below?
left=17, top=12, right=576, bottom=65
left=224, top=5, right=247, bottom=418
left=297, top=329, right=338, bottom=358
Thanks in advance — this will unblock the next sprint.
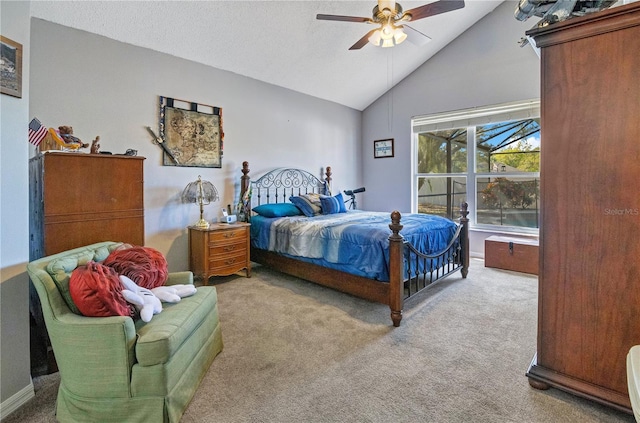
left=28, top=118, right=48, bottom=146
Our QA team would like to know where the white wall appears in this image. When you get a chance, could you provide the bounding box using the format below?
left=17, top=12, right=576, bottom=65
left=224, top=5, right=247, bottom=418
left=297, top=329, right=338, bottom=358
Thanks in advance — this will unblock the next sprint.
left=360, top=1, right=541, bottom=256
left=0, top=1, right=35, bottom=417
left=29, top=19, right=362, bottom=271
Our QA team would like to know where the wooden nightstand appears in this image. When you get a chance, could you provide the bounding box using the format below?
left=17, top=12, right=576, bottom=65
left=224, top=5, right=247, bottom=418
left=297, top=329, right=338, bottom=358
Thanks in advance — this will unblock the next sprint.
left=188, top=223, right=251, bottom=283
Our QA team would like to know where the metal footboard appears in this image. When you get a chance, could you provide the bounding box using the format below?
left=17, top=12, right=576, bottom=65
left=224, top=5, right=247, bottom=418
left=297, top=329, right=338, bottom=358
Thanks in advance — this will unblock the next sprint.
left=403, top=222, right=464, bottom=300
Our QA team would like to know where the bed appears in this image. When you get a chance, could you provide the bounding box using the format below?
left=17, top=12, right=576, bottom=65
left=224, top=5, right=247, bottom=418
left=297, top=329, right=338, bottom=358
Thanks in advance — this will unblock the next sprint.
left=239, top=161, right=469, bottom=326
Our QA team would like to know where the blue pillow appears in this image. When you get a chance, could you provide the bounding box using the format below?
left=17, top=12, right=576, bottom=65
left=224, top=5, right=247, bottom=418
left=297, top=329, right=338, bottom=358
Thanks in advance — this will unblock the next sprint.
left=320, top=193, right=347, bottom=214
left=290, top=194, right=322, bottom=217
left=253, top=203, right=302, bottom=218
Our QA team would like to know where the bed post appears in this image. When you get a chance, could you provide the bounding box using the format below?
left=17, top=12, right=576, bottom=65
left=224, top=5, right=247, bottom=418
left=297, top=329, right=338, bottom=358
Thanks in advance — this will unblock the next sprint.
left=459, top=202, right=470, bottom=278
left=241, top=161, right=251, bottom=211
left=324, top=166, right=332, bottom=194
left=388, top=210, right=404, bottom=327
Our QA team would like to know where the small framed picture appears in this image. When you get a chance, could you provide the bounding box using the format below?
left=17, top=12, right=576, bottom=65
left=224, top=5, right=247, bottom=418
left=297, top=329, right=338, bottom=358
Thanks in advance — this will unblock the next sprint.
left=1, top=36, right=23, bottom=98
left=374, top=138, right=394, bottom=159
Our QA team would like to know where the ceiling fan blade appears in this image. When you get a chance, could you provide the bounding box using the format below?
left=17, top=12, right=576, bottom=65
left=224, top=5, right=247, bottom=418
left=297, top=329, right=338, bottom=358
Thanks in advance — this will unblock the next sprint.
left=316, top=14, right=372, bottom=23
left=403, top=0, right=465, bottom=21
left=349, top=29, right=379, bottom=50
left=403, top=25, right=432, bottom=46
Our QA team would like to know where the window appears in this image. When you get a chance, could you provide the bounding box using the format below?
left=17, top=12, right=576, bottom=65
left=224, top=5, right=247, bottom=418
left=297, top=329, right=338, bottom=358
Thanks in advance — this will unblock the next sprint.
left=412, top=100, right=540, bottom=233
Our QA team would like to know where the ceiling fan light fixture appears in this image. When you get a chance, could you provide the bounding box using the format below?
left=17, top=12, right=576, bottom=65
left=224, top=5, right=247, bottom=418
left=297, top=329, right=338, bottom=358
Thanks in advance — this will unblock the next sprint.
left=368, top=29, right=382, bottom=46
left=393, top=26, right=407, bottom=44
left=369, top=24, right=406, bottom=47
left=381, top=38, right=395, bottom=48
left=381, top=22, right=395, bottom=39
left=317, top=0, right=465, bottom=51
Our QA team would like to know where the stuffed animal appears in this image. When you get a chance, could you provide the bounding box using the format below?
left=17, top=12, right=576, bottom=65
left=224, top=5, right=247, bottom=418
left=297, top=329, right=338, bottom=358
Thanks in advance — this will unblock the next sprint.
left=151, top=284, right=197, bottom=303
left=120, top=275, right=197, bottom=322
left=120, top=275, right=162, bottom=322
left=58, top=126, right=89, bottom=149
left=90, top=136, right=100, bottom=154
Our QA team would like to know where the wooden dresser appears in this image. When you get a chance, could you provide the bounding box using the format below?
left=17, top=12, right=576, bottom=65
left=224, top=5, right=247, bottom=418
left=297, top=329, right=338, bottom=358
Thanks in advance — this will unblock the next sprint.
left=188, top=223, right=251, bottom=282
left=29, top=152, right=145, bottom=259
left=526, top=3, right=640, bottom=413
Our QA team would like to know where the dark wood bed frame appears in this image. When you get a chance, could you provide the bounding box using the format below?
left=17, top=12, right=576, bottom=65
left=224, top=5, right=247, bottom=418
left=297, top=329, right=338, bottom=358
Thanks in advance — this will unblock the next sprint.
left=240, top=161, right=469, bottom=327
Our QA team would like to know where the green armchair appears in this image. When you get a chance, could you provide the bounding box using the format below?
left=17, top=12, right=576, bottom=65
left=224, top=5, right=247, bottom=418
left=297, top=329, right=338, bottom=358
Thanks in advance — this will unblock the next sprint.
left=27, top=242, right=223, bottom=422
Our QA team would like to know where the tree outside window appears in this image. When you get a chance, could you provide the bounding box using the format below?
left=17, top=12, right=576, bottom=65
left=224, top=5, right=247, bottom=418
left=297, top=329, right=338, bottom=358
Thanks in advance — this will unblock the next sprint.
left=414, top=106, right=540, bottom=231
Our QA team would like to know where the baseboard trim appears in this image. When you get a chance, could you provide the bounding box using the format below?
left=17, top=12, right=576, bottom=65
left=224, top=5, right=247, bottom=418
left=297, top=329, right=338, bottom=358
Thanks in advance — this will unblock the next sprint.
left=0, top=381, right=35, bottom=420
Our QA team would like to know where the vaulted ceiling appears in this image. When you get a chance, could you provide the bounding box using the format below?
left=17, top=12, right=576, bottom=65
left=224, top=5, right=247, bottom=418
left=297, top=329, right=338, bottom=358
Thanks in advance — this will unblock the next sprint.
left=30, top=1, right=504, bottom=110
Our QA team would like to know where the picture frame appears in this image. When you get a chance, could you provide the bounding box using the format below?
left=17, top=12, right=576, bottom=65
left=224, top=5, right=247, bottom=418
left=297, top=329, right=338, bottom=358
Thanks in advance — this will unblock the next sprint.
left=374, top=138, right=394, bottom=158
left=159, top=96, right=224, bottom=168
left=1, top=36, right=22, bottom=98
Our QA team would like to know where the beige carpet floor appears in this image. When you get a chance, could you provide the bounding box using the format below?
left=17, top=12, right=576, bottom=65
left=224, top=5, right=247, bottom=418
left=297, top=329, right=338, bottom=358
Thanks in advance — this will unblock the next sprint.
left=5, top=259, right=636, bottom=422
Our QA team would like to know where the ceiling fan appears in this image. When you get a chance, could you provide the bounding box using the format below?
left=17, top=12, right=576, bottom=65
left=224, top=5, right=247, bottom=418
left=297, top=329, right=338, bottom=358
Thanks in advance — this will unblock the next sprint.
left=317, top=0, right=465, bottom=50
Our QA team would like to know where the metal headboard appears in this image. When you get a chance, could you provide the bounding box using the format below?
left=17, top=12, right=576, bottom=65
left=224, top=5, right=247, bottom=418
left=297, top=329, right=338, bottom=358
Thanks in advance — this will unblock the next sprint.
left=240, top=162, right=332, bottom=209
left=252, top=168, right=328, bottom=206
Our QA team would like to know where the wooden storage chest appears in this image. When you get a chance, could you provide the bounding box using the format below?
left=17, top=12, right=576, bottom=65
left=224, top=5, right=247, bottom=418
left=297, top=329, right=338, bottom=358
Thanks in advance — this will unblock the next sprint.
left=484, top=235, right=539, bottom=275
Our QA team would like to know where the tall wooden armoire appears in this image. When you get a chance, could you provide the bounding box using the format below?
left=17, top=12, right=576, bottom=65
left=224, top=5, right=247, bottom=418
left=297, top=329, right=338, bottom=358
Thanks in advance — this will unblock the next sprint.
left=29, top=152, right=145, bottom=259
left=28, top=151, right=145, bottom=375
left=525, top=3, right=640, bottom=413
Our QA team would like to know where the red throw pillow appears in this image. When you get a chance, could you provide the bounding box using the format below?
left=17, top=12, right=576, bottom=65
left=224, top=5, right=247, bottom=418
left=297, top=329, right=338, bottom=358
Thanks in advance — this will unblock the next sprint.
left=69, top=261, right=132, bottom=317
left=103, top=246, right=168, bottom=289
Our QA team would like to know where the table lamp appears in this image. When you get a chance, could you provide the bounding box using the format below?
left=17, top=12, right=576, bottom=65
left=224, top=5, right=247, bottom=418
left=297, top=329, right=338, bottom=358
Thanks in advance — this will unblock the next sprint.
left=182, top=175, right=219, bottom=229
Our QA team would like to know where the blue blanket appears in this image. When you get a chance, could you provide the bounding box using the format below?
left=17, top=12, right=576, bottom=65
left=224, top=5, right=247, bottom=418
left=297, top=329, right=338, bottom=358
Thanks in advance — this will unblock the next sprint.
left=250, top=211, right=457, bottom=281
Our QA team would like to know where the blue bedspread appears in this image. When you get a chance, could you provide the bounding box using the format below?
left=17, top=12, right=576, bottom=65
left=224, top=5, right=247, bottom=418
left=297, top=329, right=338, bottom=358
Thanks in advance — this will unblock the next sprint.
left=250, top=210, right=457, bottom=281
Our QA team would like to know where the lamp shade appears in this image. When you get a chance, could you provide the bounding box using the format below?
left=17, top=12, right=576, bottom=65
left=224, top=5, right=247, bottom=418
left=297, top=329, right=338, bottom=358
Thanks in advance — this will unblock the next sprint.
left=182, top=176, right=219, bottom=228
left=393, top=26, right=407, bottom=44
left=369, top=23, right=407, bottom=48
left=368, top=29, right=382, bottom=46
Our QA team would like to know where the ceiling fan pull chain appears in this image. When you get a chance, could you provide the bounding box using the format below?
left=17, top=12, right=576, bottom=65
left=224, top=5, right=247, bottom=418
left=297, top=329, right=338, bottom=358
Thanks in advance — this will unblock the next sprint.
left=388, top=51, right=394, bottom=132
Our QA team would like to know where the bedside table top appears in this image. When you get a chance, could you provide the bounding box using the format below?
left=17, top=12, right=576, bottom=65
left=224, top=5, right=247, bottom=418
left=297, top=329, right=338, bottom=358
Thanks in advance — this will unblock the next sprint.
left=188, top=222, right=250, bottom=232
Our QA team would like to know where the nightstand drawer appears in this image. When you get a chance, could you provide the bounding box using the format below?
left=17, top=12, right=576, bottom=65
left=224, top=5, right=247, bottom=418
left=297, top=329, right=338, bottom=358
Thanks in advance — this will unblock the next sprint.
left=209, top=241, right=246, bottom=256
left=209, top=228, right=246, bottom=244
left=210, top=250, right=248, bottom=273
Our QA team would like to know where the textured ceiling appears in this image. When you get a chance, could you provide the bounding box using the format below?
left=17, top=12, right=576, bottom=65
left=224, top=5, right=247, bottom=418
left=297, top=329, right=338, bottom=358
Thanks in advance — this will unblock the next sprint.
left=30, top=0, right=503, bottom=110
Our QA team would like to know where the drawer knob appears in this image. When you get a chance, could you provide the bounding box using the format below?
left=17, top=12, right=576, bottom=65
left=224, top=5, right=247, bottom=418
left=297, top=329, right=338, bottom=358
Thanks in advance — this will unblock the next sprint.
left=223, top=232, right=237, bottom=239
left=223, top=245, right=237, bottom=252
left=225, top=258, right=237, bottom=265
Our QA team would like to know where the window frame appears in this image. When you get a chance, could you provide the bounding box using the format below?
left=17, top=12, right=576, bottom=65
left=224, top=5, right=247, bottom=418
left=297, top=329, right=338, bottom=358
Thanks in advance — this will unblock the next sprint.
left=411, top=99, right=540, bottom=235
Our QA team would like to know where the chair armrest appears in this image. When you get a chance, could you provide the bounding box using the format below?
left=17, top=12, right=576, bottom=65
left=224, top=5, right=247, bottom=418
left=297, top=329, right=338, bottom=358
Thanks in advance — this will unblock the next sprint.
left=47, top=313, right=138, bottom=398
left=166, top=271, right=194, bottom=286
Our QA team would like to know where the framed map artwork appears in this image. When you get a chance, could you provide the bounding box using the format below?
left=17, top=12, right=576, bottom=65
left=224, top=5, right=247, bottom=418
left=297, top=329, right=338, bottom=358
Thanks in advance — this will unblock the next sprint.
left=159, top=96, right=223, bottom=167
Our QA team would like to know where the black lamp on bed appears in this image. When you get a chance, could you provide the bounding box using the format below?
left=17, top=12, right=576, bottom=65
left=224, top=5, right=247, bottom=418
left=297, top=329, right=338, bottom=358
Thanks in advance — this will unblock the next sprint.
left=182, top=175, right=219, bottom=229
